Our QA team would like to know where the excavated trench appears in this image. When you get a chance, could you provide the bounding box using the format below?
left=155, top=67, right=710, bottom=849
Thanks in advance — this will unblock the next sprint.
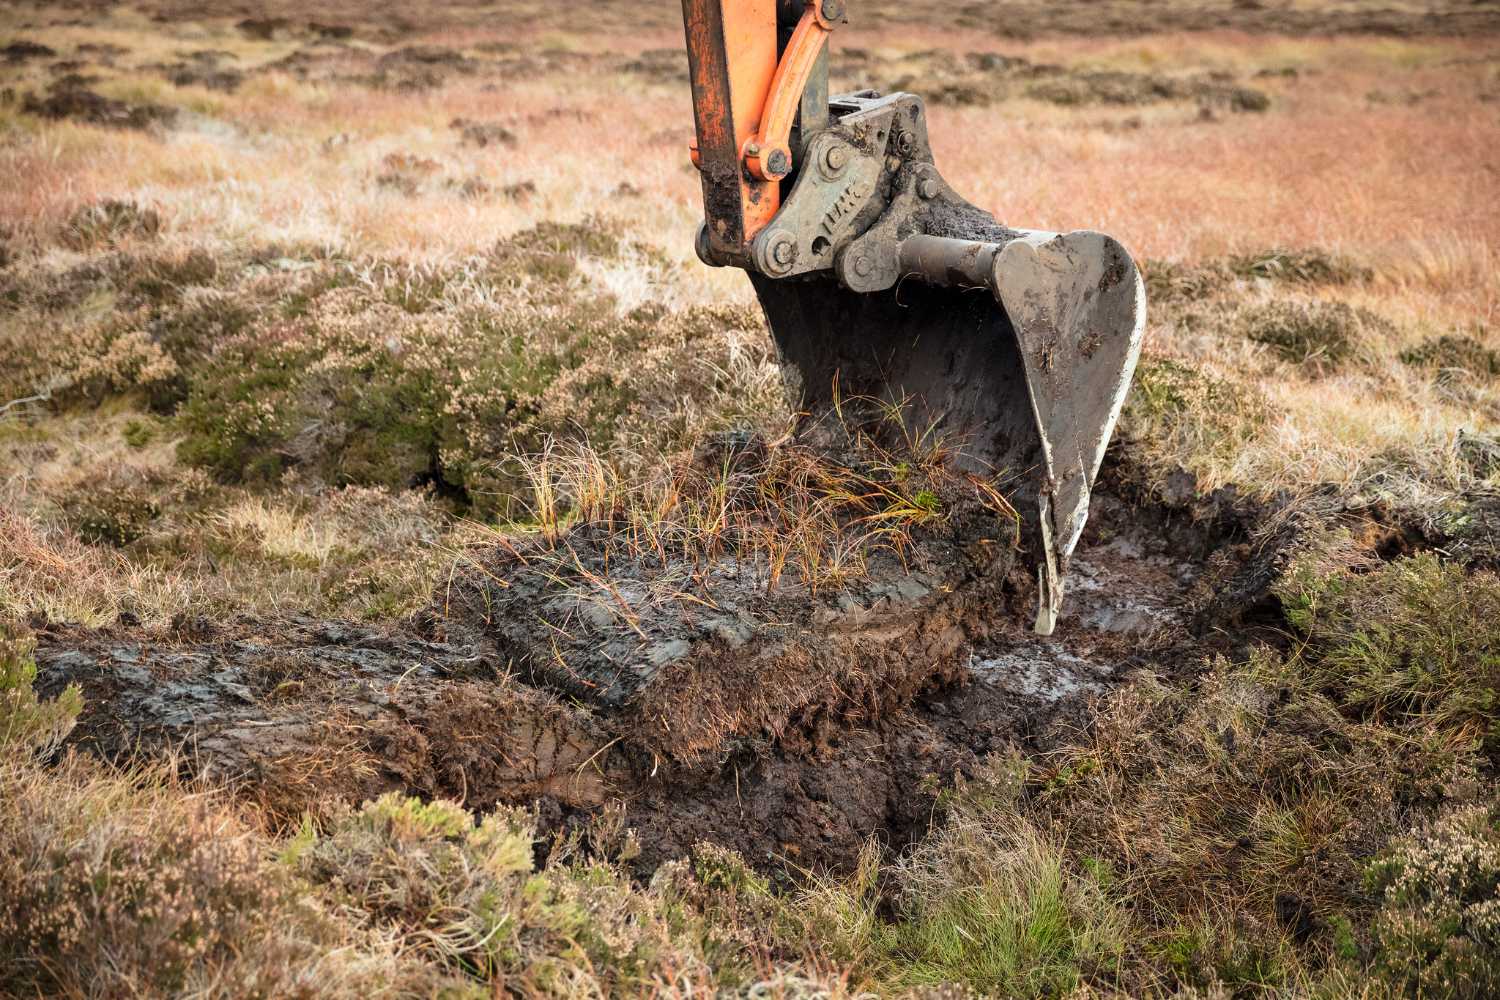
left=33, top=455, right=1295, bottom=875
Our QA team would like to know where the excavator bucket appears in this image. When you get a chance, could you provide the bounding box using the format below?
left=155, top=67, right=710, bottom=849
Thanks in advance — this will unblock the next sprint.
left=753, top=224, right=1144, bottom=634
left=681, top=2, right=1145, bottom=633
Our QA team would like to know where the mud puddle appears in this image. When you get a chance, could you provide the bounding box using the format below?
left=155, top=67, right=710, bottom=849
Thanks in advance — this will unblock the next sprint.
left=969, top=506, right=1199, bottom=709
left=33, top=458, right=1280, bottom=875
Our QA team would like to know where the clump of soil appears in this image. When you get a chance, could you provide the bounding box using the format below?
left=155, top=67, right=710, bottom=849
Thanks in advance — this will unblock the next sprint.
left=443, top=432, right=1020, bottom=762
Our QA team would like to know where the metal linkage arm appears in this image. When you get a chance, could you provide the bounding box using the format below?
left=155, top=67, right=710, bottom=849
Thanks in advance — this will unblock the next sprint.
left=681, top=0, right=841, bottom=265
left=744, top=0, right=843, bottom=182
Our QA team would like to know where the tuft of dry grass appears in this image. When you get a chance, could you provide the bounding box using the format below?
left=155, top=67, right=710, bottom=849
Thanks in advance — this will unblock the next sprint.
left=489, top=407, right=1016, bottom=602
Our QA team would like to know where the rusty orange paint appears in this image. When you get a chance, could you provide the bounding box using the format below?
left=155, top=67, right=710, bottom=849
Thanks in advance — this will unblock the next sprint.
left=723, top=0, right=780, bottom=236
left=682, top=0, right=780, bottom=253
left=745, top=1, right=833, bottom=182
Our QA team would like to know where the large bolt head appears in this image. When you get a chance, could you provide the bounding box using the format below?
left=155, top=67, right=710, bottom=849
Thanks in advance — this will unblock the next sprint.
left=917, top=177, right=940, bottom=200
left=822, top=143, right=849, bottom=174
left=820, top=0, right=846, bottom=21
left=894, top=130, right=915, bottom=156
left=852, top=253, right=872, bottom=277
left=765, top=148, right=791, bottom=177
left=760, top=230, right=798, bottom=274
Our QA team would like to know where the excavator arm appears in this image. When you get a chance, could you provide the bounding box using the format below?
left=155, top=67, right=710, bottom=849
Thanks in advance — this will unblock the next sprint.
left=680, top=0, right=1147, bottom=634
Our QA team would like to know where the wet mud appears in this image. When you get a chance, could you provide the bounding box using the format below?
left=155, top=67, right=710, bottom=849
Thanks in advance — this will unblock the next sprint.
left=34, top=455, right=1303, bottom=874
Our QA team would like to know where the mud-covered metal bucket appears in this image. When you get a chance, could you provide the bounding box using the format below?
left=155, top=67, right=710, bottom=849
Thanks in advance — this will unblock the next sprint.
left=753, top=224, right=1145, bottom=634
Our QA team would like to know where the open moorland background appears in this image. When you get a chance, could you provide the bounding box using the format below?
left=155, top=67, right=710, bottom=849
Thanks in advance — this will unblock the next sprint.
left=2, top=1, right=1499, bottom=997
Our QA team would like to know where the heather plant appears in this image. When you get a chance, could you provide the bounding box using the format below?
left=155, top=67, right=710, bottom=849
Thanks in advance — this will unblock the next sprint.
left=56, top=471, right=163, bottom=546
left=0, top=751, right=467, bottom=998
left=173, top=235, right=785, bottom=508
left=1401, top=332, right=1500, bottom=383
left=1143, top=247, right=1370, bottom=305
left=0, top=303, right=180, bottom=406
left=59, top=198, right=162, bottom=251
left=1365, top=804, right=1500, bottom=998
left=1120, top=357, right=1270, bottom=483
left=285, top=792, right=764, bottom=994
left=1237, top=298, right=1395, bottom=373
